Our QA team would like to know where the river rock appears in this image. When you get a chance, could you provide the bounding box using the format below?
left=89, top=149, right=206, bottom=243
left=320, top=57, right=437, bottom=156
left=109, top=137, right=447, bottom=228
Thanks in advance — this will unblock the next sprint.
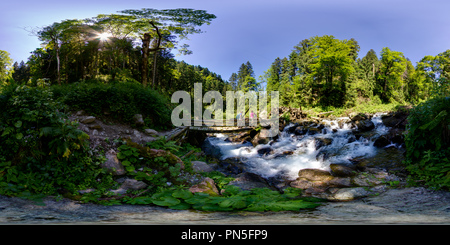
left=315, top=137, right=333, bottom=150
left=352, top=174, right=383, bottom=187
left=133, top=114, right=145, bottom=126
left=330, top=164, right=356, bottom=177
left=330, top=187, right=371, bottom=201
left=381, top=109, right=409, bottom=129
left=112, top=178, right=148, bottom=194
left=191, top=161, right=214, bottom=173
left=144, top=128, right=158, bottom=137
left=355, top=119, right=375, bottom=132
left=76, top=110, right=85, bottom=116
left=351, top=113, right=368, bottom=121
left=294, top=126, right=307, bottom=135
left=328, top=177, right=353, bottom=187
left=389, top=130, right=405, bottom=144
left=227, top=172, right=271, bottom=191
left=298, top=169, right=334, bottom=182
left=226, top=131, right=252, bottom=143
left=373, top=135, right=390, bottom=148
left=257, top=146, right=272, bottom=155
left=81, top=116, right=96, bottom=124
left=307, top=127, right=321, bottom=135
left=201, top=138, right=223, bottom=159
left=88, top=124, right=102, bottom=130
left=218, top=157, right=248, bottom=175
left=251, top=131, right=271, bottom=146
left=189, top=177, right=220, bottom=196
left=101, top=149, right=126, bottom=176
left=290, top=179, right=316, bottom=189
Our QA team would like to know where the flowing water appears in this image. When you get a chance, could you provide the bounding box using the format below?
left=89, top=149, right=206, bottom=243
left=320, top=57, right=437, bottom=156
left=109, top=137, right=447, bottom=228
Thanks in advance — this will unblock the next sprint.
left=205, top=113, right=395, bottom=180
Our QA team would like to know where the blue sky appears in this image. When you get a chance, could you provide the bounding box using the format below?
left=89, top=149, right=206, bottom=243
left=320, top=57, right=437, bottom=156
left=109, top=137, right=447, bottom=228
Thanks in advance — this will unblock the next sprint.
left=1, top=0, right=449, bottom=81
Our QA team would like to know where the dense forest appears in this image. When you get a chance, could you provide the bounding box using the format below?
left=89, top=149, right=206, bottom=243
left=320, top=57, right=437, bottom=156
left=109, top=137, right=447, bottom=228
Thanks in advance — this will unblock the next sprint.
left=1, top=8, right=449, bottom=109
left=0, top=7, right=449, bottom=202
left=262, top=35, right=449, bottom=109
left=3, top=9, right=229, bottom=97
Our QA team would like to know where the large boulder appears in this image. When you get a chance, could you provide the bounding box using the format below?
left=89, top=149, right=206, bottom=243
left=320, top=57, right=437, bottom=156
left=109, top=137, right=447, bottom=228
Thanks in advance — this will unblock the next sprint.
left=381, top=108, right=410, bottom=129
left=373, top=135, right=390, bottom=148
left=355, top=119, right=375, bottom=132
left=329, top=164, right=356, bottom=177
left=350, top=113, right=368, bottom=121
left=315, top=137, right=333, bottom=150
left=201, top=137, right=223, bottom=159
left=297, top=169, right=334, bottom=182
left=291, top=168, right=352, bottom=190
left=251, top=130, right=271, bottom=146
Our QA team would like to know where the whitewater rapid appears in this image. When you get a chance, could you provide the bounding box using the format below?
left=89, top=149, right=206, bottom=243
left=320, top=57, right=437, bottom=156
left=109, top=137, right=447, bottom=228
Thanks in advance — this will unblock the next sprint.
left=205, top=113, right=392, bottom=180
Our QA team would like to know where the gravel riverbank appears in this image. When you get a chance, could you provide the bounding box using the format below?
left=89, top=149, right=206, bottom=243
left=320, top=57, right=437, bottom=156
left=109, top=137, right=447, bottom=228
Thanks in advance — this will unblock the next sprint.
left=1, top=187, right=450, bottom=224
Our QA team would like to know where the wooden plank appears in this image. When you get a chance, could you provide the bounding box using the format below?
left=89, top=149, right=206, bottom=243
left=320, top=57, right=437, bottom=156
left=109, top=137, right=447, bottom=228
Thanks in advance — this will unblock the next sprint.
left=188, top=126, right=255, bottom=133
left=165, top=126, right=188, bottom=142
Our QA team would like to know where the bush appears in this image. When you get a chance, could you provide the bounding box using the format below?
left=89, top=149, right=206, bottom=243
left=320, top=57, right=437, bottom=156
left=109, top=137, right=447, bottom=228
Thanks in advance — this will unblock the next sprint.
left=51, top=82, right=174, bottom=130
left=405, top=96, right=450, bottom=189
left=0, top=83, right=109, bottom=196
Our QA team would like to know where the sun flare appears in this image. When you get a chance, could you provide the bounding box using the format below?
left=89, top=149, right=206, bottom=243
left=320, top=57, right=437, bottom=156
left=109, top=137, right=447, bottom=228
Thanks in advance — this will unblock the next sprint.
left=97, top=32, right=111, bottom=41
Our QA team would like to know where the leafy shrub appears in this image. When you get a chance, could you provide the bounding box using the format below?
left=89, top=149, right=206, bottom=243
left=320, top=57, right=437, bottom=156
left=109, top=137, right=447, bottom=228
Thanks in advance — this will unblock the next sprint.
left=405, top=96, right=450, bottom=189
left=117, top=140, right=185, bottom=187
left=51, top=82, right=174, bottom=130
left=0, top=83, right=109, bottom=196
left=124, top=186, right=323, bottom=211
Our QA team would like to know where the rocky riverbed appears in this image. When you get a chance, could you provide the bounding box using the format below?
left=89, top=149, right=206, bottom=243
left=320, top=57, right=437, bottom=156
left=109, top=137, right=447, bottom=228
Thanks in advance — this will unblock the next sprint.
left=2, top=109, right=449, bottom=224
left=1, top=186, right=450, bottom=224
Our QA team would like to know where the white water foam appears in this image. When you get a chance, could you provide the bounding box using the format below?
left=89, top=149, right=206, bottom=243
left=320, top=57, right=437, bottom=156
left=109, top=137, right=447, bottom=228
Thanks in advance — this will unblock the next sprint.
left=208, top=114, right=390, bottom=180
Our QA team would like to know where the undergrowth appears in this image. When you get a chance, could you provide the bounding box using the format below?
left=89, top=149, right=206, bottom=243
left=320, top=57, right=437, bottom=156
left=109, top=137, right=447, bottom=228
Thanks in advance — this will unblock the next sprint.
left=0, top=83, right=113, bottom=196
left=405, top=96, right=450, bottom=189
left=50, top=81, right=174, bottom=130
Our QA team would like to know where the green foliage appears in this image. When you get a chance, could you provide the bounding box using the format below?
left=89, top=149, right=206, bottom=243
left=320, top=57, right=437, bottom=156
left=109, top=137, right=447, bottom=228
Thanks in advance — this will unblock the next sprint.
left=405, top=96, right=450, bottom=189
left=51, top=82, right=173, bottom=130
left=0, top=50, right=13, bottom=83
left=261, top=36, right=438, bottom=110
left=0, top=83, right=109, bottom=196
left=416, top=50, right=450, bottom=98
left=124, top=186, right=323, bottom=212
left=117, top=141, right=185, bottom=187
left=84, top=146, right=324, bottom=212
left=146, top=137, right=181, bottom=152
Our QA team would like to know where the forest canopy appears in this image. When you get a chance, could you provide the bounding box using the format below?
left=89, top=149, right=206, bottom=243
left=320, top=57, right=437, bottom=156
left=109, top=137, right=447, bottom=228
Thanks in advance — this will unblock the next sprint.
left=0, top=9, right=448, bottom=112
left=261, top=35, right=449, bottom=109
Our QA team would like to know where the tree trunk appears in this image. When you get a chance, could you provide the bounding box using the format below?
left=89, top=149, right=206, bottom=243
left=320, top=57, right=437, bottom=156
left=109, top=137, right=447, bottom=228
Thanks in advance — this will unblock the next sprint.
left=152, top=50, right=158, bottom=87
left=141, top=32, right=151, bottom=87
left=149, top=21, right=163, bottom=89
left=141, top=21, right=163, bottom=88
left=56, top=47, right=61, bottom=85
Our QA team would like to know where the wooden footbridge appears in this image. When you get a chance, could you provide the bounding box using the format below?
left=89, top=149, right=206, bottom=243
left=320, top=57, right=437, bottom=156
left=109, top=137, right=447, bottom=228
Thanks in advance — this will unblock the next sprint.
left=165, top=118, right=278, bottom=144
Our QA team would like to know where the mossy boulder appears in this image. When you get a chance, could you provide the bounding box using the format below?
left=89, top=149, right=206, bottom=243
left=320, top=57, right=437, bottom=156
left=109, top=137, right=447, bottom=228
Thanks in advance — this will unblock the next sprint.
left=189, top=177, right=220, bottom=196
